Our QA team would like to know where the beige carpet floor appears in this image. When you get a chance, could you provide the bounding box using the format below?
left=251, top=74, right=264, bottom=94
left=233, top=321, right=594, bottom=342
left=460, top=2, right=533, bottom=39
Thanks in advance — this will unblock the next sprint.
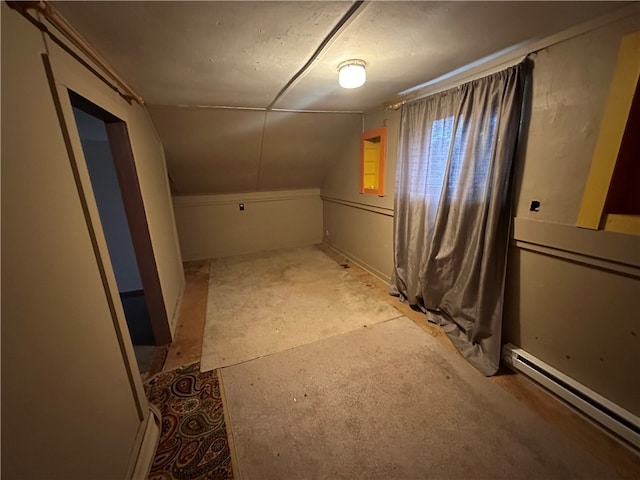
left=201, top=246, right=401, bottom=371
left=221, top=316, right=618, bottom=479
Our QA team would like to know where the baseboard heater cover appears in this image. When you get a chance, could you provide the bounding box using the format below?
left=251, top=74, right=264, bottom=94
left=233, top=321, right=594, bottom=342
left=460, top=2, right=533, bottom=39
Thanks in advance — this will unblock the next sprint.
left=501, top=343, right=640, bottom=450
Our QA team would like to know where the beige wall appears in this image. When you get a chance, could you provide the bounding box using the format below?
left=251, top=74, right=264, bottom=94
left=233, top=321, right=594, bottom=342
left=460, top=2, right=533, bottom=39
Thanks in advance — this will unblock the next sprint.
left=322, top=14, right=640, bottom=414
left=174, top=189, right=323, bottom=260
left=46, top=36, right=185, bottom=335
left=2, top=5, right=138, bottom=478
left=504, top=219, right=640, bottom=415
left=321, top=109, right=399, bottom=281
left=323, top=200, right=394, bottom=281
left=1, top=4, right=182, bottom=477
left=504, top=14, right=640, bottom=415
left=513, top=14, right=640, bottom=224
left=126, top=105, right=185, bottom=332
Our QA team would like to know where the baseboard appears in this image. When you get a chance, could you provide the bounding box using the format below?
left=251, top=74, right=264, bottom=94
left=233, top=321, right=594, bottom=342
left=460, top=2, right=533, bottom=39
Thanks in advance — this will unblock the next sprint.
left=127, top=403, right=161, bottom=479
left=322, top=241, right=392, bottom=284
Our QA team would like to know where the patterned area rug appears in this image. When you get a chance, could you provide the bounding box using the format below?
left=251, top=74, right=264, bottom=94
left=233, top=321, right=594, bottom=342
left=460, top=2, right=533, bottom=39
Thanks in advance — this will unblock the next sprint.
left=144, top=363, right=233, bottom=480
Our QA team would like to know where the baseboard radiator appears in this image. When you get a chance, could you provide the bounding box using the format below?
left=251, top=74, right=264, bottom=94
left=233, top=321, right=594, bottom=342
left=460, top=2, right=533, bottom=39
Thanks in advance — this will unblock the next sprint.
left=501, top=343, right=640, bottom=450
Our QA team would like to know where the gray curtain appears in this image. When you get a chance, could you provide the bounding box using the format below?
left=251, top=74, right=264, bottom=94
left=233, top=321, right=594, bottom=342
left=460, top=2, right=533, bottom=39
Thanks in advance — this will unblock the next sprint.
left=390, top=63, right=526, bottom=376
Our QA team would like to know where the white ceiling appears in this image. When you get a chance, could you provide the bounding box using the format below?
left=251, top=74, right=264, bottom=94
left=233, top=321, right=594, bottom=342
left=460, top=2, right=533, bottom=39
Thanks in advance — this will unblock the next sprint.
left=53, top=1, right=632, bottom=195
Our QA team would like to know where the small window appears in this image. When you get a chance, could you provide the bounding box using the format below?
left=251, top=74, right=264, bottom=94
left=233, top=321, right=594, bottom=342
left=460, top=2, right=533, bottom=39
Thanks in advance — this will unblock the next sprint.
left=360, top=127, right=387, bottom=195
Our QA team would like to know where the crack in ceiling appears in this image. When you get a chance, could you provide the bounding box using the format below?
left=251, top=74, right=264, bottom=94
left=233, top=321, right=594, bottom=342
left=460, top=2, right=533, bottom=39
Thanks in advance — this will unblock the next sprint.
left=266, top=1, right=366, bottom=111
left=51, top=1, right=634, bottom=196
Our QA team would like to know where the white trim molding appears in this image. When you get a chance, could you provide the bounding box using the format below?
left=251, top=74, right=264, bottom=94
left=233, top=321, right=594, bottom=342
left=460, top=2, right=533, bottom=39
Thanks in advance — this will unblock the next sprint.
left=174, top=188, right=321, bottom=208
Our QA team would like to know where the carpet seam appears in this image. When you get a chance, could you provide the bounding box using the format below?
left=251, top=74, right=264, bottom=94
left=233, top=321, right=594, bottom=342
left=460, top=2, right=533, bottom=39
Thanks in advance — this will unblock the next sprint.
left=200, top=246, right=406, bottom=373
left=200, top=314, right=408, bottom=372
left=218, top=367, right=243, bottom=480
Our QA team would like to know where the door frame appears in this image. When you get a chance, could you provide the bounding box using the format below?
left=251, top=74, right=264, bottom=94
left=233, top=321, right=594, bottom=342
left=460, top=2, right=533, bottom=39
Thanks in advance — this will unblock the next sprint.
left=70, top=92, right=172, bottom=345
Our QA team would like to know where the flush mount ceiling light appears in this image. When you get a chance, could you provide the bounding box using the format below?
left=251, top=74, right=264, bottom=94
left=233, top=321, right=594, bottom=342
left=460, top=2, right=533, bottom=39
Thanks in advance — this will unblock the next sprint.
left=338, top=59, right=366, bottom=89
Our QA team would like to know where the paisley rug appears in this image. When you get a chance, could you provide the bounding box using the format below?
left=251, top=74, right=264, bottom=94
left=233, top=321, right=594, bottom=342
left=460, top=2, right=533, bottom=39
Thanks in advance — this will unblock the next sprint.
left=144, top=363, right=233, bottom=479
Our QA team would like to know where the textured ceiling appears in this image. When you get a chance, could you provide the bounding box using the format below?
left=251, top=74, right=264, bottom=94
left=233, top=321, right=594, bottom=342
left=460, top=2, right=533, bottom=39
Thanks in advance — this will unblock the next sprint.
left=56, top=1, right=352, bottom=107
left=53, top=1, right=632, bottom=195
left=273, top=1, right=635, bottom=111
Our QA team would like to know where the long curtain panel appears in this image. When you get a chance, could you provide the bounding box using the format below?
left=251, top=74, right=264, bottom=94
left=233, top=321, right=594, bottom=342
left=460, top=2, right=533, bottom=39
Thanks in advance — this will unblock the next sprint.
left=390, top=63, right=527, bottom=375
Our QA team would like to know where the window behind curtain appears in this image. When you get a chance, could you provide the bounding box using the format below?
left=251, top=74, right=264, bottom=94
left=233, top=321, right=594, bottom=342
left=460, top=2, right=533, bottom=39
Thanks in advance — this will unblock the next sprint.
left=407, top=114, right=498, bottom=202
left=391, top=62, right=527, bottom=375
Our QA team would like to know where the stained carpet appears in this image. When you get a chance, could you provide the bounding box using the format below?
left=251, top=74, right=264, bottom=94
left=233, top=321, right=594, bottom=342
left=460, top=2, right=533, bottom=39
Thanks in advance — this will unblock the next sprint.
left=201, top=246, right=401, bottom=371
left=145, top=363, right=233, bottom=480
left=221, top=317, right=619, bottom=480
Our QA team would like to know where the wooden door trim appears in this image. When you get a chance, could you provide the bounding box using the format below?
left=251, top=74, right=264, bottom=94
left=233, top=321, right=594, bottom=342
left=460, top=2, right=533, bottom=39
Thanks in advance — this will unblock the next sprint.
left=105, top=121, right=172, bottom=344
left=69, top=90, right=171, bottom=345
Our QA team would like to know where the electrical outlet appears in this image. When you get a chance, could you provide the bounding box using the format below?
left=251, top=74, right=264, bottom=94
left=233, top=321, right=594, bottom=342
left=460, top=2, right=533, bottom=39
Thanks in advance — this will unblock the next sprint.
left=239, top=203, right=245, bottom=211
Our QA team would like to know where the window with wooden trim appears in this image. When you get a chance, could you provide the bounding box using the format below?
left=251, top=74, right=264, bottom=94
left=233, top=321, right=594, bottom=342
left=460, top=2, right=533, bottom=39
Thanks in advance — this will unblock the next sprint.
left=360, top=127, right=387, bottom=195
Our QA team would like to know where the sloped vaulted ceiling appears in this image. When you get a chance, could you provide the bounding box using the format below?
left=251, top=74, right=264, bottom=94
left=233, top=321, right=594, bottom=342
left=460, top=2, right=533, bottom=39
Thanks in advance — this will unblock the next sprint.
left=149, top=107, right=360, bottom=193
left=54, top=1, right=632, bottom=195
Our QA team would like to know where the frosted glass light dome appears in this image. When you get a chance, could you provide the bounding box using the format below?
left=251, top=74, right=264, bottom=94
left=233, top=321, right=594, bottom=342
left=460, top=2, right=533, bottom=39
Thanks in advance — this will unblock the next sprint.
left=338, top=60, right=366, bottom=89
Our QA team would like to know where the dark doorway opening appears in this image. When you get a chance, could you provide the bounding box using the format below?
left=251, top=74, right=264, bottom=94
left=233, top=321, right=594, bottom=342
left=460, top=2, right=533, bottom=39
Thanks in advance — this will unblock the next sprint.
left=69, top=92, right=171, bottom=356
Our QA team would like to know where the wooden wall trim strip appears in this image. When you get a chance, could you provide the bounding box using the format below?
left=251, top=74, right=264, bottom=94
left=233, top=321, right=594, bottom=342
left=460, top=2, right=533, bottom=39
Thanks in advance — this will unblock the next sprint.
left=106, top=121, right=172, bottom=344
left=513, top=241, right=639, bottom=278
left=174, top=189, right=321, bottom=208
left=513, top=217, right=640, bottom=273
left=321, top=195, right=395, bottom=217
